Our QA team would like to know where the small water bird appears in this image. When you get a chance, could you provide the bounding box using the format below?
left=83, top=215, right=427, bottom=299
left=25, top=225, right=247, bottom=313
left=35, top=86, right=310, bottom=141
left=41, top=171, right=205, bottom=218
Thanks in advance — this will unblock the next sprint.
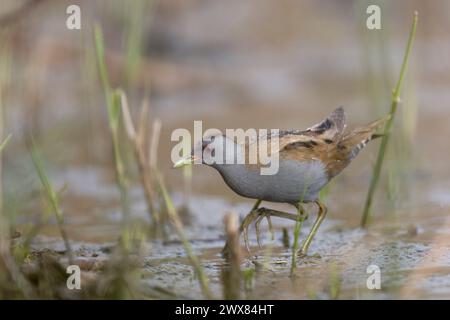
left=174, top=107, right=388, bottom=255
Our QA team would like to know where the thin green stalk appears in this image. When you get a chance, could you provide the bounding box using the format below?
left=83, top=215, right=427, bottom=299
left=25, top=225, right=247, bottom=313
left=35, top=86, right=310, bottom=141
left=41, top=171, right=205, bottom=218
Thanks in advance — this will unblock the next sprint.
left=290, top=213, right=304, bottom=277
left=329, top=261, right=341, bottom=299
left=291, top=182, right=309, bottom=277
left=157, top=173, right=213, bottom=299
left=361, top=12, right=418, bottom=227
left=94, top=24, right=112, bottom=107
left=94, top=24, right=130, bottom=224
left=30, top=142, right=73, bottom=264
left=111, top=90, right=130, bottom=223
left=123, top=0, right=151, bottom=87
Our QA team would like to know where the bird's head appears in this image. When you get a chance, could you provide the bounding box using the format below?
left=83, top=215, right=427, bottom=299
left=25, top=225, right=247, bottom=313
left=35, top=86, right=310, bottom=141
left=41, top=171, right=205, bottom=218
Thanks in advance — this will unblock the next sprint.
left=173, top=134, right=238, bottom=169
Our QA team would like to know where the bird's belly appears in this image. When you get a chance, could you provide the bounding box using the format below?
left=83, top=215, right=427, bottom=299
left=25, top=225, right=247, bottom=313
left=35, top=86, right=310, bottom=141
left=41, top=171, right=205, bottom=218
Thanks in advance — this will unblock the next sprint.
left=219, top=160, right=329, bottom=204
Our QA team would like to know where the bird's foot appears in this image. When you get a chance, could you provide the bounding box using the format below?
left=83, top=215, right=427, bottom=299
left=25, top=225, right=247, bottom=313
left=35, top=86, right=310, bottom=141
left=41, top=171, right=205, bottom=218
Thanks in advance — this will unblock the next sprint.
left=294, top=204, right=309, bottom=220
left=241, top=208, right=275, bottom=253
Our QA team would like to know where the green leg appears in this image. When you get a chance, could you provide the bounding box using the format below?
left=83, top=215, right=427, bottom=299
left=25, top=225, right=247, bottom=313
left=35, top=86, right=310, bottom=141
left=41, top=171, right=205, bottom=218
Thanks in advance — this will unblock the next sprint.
left=221, top=199, right=261, bottom=257
left=294, top=203, right=308, bottom=220
left=300, top=200, right=327, bottom=255
left=240, top=207, right=300, bottom=252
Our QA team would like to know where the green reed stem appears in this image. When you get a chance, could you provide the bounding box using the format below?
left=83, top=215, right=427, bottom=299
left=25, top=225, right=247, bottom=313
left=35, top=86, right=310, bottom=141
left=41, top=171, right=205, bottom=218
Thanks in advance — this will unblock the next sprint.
left=290, top=214, right=304, bottom=277
left=94, top=24, right=130, bottom=224
left=30, top=142, right=73, bottom=264
left=157, top=173, right=213, bottom=299
left=361, top=12, right=418, bottom=227
left=291, top=183, right=309, bottom=276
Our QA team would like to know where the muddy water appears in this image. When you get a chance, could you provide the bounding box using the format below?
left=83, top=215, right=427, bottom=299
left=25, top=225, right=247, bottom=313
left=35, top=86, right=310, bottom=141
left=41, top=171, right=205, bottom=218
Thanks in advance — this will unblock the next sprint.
left=24, top=163, right=450, bottom=299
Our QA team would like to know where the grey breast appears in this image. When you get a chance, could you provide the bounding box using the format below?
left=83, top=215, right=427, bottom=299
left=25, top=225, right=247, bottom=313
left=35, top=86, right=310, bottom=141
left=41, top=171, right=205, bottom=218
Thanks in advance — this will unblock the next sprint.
left=213, top=160, right=329, bottom=204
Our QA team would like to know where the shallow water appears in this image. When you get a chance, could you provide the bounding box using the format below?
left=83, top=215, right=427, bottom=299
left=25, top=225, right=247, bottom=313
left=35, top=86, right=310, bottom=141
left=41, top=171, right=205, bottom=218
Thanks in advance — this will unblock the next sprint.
left=20, top=164, right=450, bottom=299
left=3, top=0, right=450, bottom=300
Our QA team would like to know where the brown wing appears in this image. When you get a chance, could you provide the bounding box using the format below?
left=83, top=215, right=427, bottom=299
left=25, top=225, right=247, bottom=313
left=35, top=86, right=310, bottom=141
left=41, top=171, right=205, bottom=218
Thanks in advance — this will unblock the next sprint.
left=276, top=132, right=349, bottom=179
left=245, top=107, right=347, bottom=154
left=305, top=107, right=347, bottom=141
left=242, top=107, right=348, bottom=170
left=278, top=113, right=389, bottom=178
left=244, top=109, right=387, bottom=179
left=241, top=131, right=328, bottom=169
left=266, top=107, right=347, bottom=159
left=278, top=134, right=334, bottom=162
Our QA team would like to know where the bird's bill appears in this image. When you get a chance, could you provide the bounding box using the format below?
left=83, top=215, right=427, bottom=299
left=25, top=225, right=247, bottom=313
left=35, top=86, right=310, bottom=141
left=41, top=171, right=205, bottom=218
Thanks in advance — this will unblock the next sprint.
left=173, top=155, right=199, bottom=168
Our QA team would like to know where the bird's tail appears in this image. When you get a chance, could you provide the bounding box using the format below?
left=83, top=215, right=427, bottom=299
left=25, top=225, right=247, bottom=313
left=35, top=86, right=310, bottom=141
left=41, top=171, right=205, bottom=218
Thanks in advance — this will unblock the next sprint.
left=338, top=114, right=390, bottom=160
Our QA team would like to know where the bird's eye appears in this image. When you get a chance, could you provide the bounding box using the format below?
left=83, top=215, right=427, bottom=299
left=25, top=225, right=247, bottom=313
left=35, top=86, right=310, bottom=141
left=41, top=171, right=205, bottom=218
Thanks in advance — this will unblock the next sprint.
left=210, top=148, right=215, bottom=157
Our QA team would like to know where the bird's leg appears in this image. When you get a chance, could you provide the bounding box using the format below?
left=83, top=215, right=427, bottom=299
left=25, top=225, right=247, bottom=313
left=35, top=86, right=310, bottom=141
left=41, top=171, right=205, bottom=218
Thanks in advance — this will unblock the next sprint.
left=299, top=200, right=327, bottom=256
left=221, top=199, right=261, bottom=257
left=241, top=207, right=300, bottom=252
left=254, top=211, right=278, bottom=247
left=294, top=203, right=308, bottom=220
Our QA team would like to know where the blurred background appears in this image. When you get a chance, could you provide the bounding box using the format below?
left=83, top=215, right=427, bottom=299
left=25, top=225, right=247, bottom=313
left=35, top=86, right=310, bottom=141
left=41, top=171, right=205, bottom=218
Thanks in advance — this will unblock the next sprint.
left=1, top=0, right=450, bottom=299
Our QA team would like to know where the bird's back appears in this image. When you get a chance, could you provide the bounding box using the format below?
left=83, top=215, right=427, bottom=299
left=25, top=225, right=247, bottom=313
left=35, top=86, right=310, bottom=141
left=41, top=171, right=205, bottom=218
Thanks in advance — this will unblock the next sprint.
left=214, top=107, right=388, bottom=204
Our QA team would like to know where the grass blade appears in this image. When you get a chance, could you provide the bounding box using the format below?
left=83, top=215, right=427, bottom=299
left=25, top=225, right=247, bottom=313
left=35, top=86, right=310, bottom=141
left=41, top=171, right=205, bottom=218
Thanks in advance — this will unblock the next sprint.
left=156, top=173, right=212, bottom=299
left=361, top=12, right=418, bottom=227
left=94, top=24, right=130, bottom=223
left=94, top=23, right=112, bottom=106
left=30, top=141, right=73, bottom=264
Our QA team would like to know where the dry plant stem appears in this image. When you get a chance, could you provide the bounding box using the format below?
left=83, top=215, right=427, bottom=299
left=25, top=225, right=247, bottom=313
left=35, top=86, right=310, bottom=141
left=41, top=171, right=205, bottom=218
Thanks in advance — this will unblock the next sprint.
left=157, top=173, right=213, bottom=299
left=149, top=119, right=161, bottom=171
left=361, top=12, right=418, bottom=227
left=222, top=212, right=242, bottom=300
left=137, top=149, right=158, bottom=223
left=149, top=119, right=163, bottom=228
left=120, top=92, right=159, bottom=224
